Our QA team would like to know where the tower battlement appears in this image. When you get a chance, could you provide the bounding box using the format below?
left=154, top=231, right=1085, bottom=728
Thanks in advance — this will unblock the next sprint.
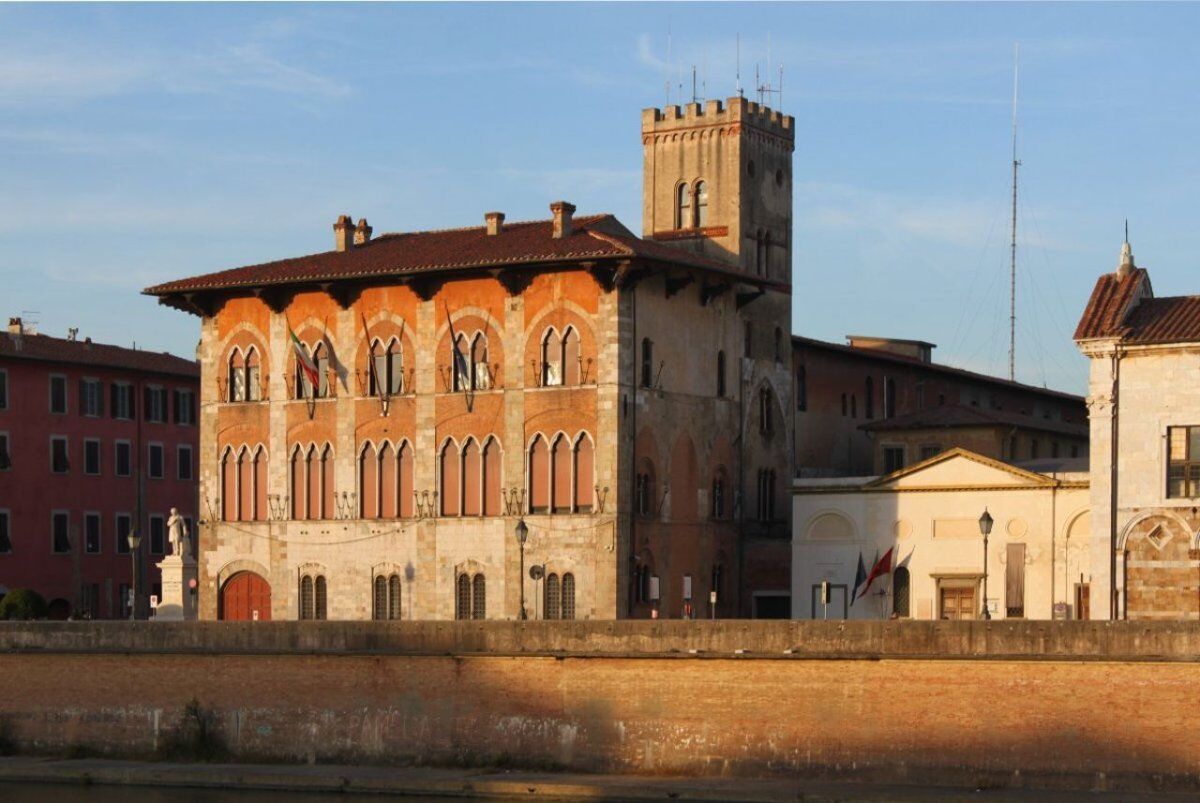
left=641, top=97, right=794, bottom=141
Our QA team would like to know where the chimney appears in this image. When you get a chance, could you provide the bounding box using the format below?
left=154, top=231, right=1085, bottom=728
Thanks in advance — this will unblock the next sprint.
left=485, top=211, right=505, bottom=236
left=7, top=317, right=23, bottom=335
left=354, top=218, right=373, bottom=246
left=333, top=214, right=355, bottom=252
left=550, top=201, right=576, bottom=239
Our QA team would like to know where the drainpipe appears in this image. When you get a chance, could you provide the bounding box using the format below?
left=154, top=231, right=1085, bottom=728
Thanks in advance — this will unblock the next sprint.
left=627, top=280, right=638, bottom=618
left=1109, top=347, right=1121, bottom=620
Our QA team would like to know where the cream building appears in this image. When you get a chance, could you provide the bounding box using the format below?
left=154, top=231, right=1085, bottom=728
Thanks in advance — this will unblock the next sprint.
left=1075, top=240, right=1200, bottom=620
left=792, top=449, right=1090, bottom=620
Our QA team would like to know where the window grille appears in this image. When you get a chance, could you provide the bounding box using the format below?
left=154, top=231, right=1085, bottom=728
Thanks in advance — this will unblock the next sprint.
left=544, top=573, right=560, bottom=620
left=892, top=567, right=910, bottom=617
left=300, top=575, right=314, bottom=620
left=315, top=576, right=327, bottom=620
left=561, top=573, right=576, bottom=620
left=388, top=575, right=401, bottom=620
left=471, top=574, right=486, bottom=620
left=373, top=576, right=387, bottom=620
left=456, top=574, right=471, bottom=620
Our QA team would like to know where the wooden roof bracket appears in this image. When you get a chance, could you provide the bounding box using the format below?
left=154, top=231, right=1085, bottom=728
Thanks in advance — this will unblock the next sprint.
left=700, top=281, right=731, bottom=307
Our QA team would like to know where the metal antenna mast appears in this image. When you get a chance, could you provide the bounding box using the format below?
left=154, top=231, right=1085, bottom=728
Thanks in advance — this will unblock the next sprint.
left=736, top=33, right=743, bottom=97
left=1008, top=43, right=1021, bottom=382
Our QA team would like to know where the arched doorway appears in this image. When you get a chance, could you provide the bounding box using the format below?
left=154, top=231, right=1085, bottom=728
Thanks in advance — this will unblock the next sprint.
left=220, top=571, right=271, bottom=621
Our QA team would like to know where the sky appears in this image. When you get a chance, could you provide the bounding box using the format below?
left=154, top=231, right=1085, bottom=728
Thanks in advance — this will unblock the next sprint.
left=2, top=2, right=1199, bottom=395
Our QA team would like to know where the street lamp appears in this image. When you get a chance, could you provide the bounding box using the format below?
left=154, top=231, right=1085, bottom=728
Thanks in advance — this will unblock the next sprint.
left=126, top=529, right=142, bottom=621
left=978, top=509, right=993, bottom=620
left=515, top=519, right=529, bottom=620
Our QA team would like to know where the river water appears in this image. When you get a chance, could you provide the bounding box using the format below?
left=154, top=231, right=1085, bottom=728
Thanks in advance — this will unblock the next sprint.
left=0, top=783, right=445, bottom=802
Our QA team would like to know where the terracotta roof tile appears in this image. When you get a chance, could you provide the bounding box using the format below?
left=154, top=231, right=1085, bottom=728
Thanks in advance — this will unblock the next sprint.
left=144, top=213, right=772, bottom=297
left=1121, top=295, right=1200, bottom=344
left=1073, top=268, right=1148, bottom=340
left=0, top=332, right=199, bottom=377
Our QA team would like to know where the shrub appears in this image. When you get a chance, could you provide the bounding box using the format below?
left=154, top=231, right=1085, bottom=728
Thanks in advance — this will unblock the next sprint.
left=158, top=698, right=228, bottom=762
left=0, top=589, right=48, bottom=621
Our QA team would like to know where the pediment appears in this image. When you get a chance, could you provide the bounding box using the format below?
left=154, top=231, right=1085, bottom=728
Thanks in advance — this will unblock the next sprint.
left=868, top=448, right=1053, bottom=490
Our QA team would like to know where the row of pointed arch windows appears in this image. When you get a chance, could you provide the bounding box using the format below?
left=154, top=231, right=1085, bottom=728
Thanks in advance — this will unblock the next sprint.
left=299, top=573, right=327, bottom=620
left=451, top=331, right=490, bottom=392
left=527, top=432, right=594, bottom=514
left=291, top=443, right=335, bottom=520
left=227, top=347, right=262, bottom=402
left=220, top=445, right=268, bottom=521
left=455, top=572, right=486, bottom=619
left=372, top=573, right=402, bottom=620
left=543, top=572, right=576, bottom=620
left=369, top=337, right=405, bottom=396
left=539, top=326, right=582, bottom=386
left=439, top=436, right=504, bottom=517
left=675, top=180, right=709, bottom=229
left=359, top=440, right=415, bottom=519
left=635, top=459, right=732, bottom=521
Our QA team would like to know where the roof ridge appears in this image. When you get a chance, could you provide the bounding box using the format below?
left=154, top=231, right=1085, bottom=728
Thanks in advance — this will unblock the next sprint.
left=369, top=212, right=612, bottom=241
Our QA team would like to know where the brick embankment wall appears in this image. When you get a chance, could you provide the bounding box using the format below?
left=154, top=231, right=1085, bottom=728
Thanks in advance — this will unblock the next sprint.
left=0, top=621, right=1197, bottom=791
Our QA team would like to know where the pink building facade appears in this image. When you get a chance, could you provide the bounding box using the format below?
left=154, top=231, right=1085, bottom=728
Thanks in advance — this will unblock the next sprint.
left=0, top=320, right=199, bottom=618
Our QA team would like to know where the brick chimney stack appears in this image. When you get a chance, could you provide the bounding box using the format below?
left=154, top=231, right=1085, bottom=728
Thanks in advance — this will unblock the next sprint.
left=354, top=218, right=373, bottom=246
left=550, top=201, right=576, bottom=239
left=7, top=317, right=23, bottom=335
left=333, top=214, right=355, bottom=252
left=485, top=211, right=505, bottom=236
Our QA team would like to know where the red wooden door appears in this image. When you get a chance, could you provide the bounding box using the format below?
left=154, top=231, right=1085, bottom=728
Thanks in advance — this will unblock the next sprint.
left=220, top=572, right=272, bottom=621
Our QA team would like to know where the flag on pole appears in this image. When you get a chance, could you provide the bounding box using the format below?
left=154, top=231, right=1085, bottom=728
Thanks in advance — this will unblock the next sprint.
left=850, top=552, right=867, bottom=604
left=857, top=547, right=894, bottom=601
left=444, top=303, right=470, bottom=391
left=289, top=324, right=320, bottom=391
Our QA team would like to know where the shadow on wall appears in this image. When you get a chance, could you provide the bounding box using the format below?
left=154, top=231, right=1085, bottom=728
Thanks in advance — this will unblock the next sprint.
left=0, top=630, right=1196, bottom=792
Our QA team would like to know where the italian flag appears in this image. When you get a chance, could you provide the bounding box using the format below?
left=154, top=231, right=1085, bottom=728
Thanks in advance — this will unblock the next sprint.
left=289, top=326, right=320, bottom=389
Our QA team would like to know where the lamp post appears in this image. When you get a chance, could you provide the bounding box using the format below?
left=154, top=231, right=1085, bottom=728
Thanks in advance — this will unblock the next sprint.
left=978, top=509, right=993, bottom=620
left=126, top=529, right=142, bottom=621
left=515, top=518, right=529, bottom=620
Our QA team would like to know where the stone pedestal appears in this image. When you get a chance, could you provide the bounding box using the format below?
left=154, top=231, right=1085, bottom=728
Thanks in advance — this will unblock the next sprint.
left=154, top=552, right=198, bottom=621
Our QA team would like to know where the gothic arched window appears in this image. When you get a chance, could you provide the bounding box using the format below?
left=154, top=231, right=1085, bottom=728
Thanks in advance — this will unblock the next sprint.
left=694, top=180, right=708, bottom=227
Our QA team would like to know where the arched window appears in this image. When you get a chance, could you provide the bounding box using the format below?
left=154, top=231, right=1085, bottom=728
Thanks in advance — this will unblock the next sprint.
left=865, top=377, right=875, bottom=419
left=462, top=438, right=482, bottom=516
left=551, top=434, right=572, bottom=514
left=399, top=441, right=414, bottom=518
left=221, top=448, right=235, bottom=521
left=636, top=459, right=655, bottom=518
left=380, top=441, right=400, bottom=519
left=471, top=333, right=490, bottom=390
left=315, top=344, right=329, bottom=398
left=314, top=576, right=327, bottom=619
left=528, top=435, right=550, bottom=513
left=359, top=442, right=378, bottom=518
left=455, top=573, right=471, bottom=620
left=229, top=349, right=246, bottom=402
left=716, top=350, right=726, bottom=397
left=253, top=446, right=267, bottom=521
left=388, top=574, right=401, bottom=619
left=759, top=387, right=774, bottom=436
left=562, top=327, right=581, bottom=385
left=893, top=566, right=911, bottom=618
left=306, top=445, right=320, bottom=520
left=757, top=468, right=777, bottom=522
left=246, top=347, right=261, bottom=401
left=796, top=366, right=807, bottom=411
left=711, top=466, right=728, bottom=519
left=675, top=182, right=691, bottom=229
left=373, top=576, right=386, bottom=620
left=641, top=338, right=653, bottom=388
left=290, top=447, right=305, bottom=519
left=451, top=333, right=469, bottom=392
left=370, top=338, right=404, bottom=397
left=321, top=444, right=334, bottom=520
left=440, top=440, right=460, bottom=516
left=294, top=343, right=314, bottom=399
left=471, top=574, right=486, bottom=619
left=545, top=573, right=560, bottom=620
left=694, top=180, right=708, bottom=227
left=541, top=328, right=561, bottom=386
left=561, top=573, right=576, bottom=620
left=573, top=434, right=594, bottom=513
left=300, top=575, right=314, bottom=620
left=237, top=447, right=253, bottom=522
left=482, top=437, right=501, bottom=516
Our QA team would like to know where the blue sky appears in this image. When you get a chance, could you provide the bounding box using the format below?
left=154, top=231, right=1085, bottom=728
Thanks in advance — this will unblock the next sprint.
left=2, top=2, right=1198, bottom=394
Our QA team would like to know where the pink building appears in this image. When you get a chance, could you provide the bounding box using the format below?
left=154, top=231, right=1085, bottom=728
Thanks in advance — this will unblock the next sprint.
left=0, top=319, right=199, bottom=618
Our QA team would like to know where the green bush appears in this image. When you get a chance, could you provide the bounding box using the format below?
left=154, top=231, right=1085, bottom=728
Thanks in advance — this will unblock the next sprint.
left=0, top=589, right=47, bottom=621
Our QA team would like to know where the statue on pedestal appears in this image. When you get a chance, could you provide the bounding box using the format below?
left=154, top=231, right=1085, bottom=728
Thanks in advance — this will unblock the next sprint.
left=167, top=508, right=191, bottom=557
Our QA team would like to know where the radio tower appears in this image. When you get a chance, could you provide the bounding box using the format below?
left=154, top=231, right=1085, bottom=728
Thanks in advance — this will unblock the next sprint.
left=1008, top=44, right=1020, bottom=382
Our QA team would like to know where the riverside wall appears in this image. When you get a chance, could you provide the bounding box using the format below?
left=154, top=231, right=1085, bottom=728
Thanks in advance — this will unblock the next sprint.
left=0, top=620, right=1197, bottom=791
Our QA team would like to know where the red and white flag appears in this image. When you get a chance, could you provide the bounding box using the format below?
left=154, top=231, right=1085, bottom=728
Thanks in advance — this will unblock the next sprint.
left=856, top=547, right=894, bottom=601
left=289, top=324, right=320, bottom=390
